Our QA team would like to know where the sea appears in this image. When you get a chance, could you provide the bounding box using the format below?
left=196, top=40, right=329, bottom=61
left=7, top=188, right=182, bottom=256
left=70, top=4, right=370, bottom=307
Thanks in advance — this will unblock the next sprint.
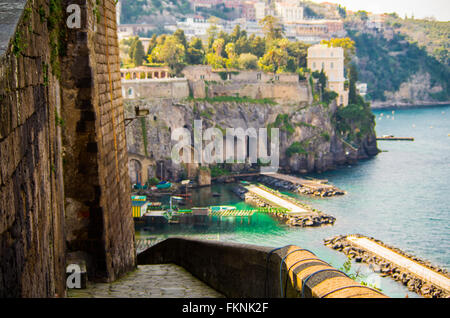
left=136, top=104, right=450, bottom=298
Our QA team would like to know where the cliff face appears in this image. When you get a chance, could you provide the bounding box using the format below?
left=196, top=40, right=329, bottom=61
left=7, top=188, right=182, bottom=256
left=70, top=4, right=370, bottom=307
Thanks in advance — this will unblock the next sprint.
left=125, top=98, right=378, bottom=179
left=372, top=71, right=448, bottom=108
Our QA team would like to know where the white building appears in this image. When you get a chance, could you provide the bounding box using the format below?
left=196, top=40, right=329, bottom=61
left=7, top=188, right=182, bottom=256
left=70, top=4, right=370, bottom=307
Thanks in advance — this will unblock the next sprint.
left=177, top=17, right=215, bottom=39
left=356, top=83, right=368, bottom=97
left=275, top=1, right=304, bottom=23
left=116, top=0, right=121, bottom=25
left=254, top=2, right=266, bottom=20
left=307, top=44, right=349, bottom=106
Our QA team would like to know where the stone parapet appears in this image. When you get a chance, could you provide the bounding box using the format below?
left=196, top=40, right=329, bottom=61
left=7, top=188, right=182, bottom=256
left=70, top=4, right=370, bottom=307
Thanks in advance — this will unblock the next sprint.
left=138, top=238, right=387, bottom=298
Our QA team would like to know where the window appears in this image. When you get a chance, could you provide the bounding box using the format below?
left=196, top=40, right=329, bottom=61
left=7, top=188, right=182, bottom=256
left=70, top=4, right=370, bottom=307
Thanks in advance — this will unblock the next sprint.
left=257, top=73, right=261, bottom=80
left=322, top=62, right=325, bottom=69
left=128, top=88, right=133, bottom=97
left=313, top=62, right=316, bottom=68
left=331, top=62, right=334, bottom=69
left=275, top=75, right=280, bottom=81
left=200, top=75, right=205, bottom=80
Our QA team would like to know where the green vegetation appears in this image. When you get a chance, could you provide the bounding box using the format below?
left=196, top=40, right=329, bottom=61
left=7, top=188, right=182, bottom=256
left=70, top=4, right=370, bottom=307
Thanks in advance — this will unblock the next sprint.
left=333, top=96, right=375, bottom=142
left=267, top=114, right=295, bottom=136
left=340, top=257, right=382, bottom=292
left=48, top=0, right=66, bottom=79
left=188, top=95, right=276, bottom=105
left=347, top=30, right=449, bottom=102
left=121, top=0, right=193, bottom=24
left=385, top=17, right=450, bottom=66
left=147, top=177, right=160, bottom=186
left=55, top=110, right=65, bottom=127
left=320, top=132, right=330, bottom=141
left=121, top=16, right=310, bottom=76
left=286, top=141, right=308, bottom=157
left=210, top=165, right=231, bottom=178
left=140, top=117, right=149, bottom=157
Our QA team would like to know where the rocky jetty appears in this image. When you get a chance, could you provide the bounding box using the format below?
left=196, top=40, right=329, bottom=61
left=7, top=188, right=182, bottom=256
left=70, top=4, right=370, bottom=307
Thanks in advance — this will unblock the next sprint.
left=288, top=214, right=336, bottom=227
left=257, top=175, right=345, bottom=197
left=235, top=185, right=336, bottom=228
left=324, top=235, right=449, bottom=298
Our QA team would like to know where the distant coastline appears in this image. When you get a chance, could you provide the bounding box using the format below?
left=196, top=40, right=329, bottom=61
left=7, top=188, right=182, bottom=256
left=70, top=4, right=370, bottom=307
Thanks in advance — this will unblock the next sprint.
left=370, top=101, right=450, bottom=109
left=371, top=101, right=450, bottom=110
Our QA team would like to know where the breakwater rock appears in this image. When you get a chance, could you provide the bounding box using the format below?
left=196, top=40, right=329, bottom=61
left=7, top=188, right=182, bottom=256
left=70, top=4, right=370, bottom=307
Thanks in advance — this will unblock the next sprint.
left=235, top=185, right=336, bottom=228
left=257, top=175, right=345, bottom=198
left=324, top=235, right=449, bottom=298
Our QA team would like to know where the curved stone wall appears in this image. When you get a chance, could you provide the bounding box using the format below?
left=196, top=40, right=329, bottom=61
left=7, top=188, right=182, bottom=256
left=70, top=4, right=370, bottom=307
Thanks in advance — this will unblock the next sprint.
left=137, top=238, right=387, bottom=298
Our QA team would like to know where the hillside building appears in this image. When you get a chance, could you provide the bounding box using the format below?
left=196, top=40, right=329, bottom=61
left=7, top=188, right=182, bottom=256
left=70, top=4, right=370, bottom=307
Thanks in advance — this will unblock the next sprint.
left=275, top=1, right=304, bottom=23
left=307, top=44, right=349, bottom=106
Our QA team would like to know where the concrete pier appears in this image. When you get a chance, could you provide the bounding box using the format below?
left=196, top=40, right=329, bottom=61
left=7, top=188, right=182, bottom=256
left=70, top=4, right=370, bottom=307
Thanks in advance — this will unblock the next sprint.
left=243, top=185, right=336, bottom=227
left=325, top=235, right=450, bottom=298
left=260, top=172, right=346, bottom=197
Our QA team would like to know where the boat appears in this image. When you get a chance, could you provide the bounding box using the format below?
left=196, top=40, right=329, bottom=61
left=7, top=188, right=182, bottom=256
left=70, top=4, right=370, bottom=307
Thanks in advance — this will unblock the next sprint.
left=210, top=206, right=236, bottom=212
left=156, top=181, right=172, bottom=189
left=212, top=192, right=221, bottom=197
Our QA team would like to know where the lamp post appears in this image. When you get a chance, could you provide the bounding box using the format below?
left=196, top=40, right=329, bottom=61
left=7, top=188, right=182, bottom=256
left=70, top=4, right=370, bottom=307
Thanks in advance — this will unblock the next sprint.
left=124, top=106, right=150, bottom=126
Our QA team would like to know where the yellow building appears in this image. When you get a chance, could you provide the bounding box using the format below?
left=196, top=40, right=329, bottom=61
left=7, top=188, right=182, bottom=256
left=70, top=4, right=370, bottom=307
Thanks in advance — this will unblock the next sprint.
left=307, top=44, right=349, bottom=106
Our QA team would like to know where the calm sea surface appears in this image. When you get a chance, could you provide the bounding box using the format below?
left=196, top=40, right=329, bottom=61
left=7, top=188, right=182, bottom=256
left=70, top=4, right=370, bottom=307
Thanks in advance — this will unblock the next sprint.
left=137, top=104, right=450, bottom=298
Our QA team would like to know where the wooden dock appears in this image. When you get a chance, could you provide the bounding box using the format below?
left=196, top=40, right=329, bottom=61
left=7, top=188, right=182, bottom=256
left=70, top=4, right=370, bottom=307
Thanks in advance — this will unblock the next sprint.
left=376, top=137, right=414, bottom=141
left=209, top=210, right=255, bottom=217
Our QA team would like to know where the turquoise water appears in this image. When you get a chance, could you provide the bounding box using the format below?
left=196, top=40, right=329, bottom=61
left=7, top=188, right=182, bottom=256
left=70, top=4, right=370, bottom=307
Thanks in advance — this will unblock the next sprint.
left=137, top=105, right=450, bottom=298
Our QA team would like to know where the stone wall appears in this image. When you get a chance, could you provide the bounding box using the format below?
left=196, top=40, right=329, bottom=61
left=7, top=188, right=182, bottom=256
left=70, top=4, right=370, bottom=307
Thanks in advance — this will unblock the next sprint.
left=0, top=0, right=136, bottom=296
left=138, top=238, right=387, bottom=298
left=0, top=0, right=66, bottom=297
left=121, top=78, right=190, bottom=100
left=205, top=81, right=311, bottom=104
left=60, top=0, right=136, bottom=282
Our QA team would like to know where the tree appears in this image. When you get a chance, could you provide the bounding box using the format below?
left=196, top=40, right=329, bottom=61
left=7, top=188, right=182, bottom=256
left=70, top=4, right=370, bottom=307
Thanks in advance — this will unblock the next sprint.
left=173, top=29, right=188, bottom=49
left=321, top=38, right=356, bottom=66
left=235, top=35, right=250, bottom=55
left=132, top=39, right=146, bottom=66
left=249, top=34, right=265, bottom=58
left=355, top=10, right=369, bottom=21
left=258, top=46, right=288, bottom=73
left=186, top=37, right=205, bottom=65
left=259, top=15, right=284, bottom=42
left=287, top=41, right=310, bottom=69
left=337, top=5, right=346, bottom=18
left=146, top=34, right=158, bottom=57
left=152, top=35, right=186, bottom=75
left=238, top=53, right=258, bottom=70
left=225, top=43, right=238, bottom=69
left=206, top=16, right=220, bottom=50
left=128, top=36, right=139, bottom=60
left=206, top=38, right=227, bottom=69
left=347, top=63, right=358, bottom=104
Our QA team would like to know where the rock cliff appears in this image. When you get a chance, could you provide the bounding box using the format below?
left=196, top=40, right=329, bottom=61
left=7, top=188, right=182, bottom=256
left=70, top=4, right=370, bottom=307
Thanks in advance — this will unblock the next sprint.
left=125, top=97, right=378, bottom=180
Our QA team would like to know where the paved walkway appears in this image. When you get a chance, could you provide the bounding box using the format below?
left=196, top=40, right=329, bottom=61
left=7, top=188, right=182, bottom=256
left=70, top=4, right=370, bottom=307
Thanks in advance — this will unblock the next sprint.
left=247, top=185, right=308, bottom=214
left=68, top=264, right=224, bottom=298
left=347, top=236, right=450, bottom=293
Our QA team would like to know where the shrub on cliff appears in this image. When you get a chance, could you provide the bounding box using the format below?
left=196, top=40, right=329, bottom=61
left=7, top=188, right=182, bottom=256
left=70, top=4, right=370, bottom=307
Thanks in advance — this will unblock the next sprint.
left=334, top=97, right=375, bottom=141
left=286, top=141, right=308, bottom=157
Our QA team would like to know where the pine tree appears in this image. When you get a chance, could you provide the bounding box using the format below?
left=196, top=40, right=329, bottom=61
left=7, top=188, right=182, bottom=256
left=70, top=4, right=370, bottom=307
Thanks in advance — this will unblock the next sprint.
left=133, top=40, right=146, bottom=66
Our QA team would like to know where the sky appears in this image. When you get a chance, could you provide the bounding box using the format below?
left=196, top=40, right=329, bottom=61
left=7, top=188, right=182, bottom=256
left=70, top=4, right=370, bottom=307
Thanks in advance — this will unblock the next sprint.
left=329, top=0, right=450, bottom=21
